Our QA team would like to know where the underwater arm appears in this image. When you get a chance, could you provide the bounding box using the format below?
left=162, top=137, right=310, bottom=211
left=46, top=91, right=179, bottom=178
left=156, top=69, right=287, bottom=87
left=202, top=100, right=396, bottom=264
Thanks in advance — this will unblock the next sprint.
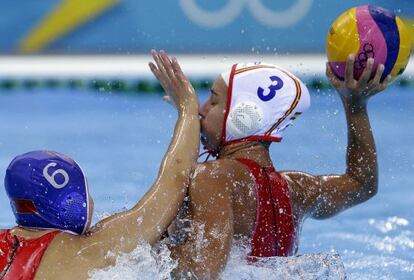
left=283, top=56, right=390, bottom=219
left=169, top=162, right=234, bottom=279
left=85, top=50, right=200, bottom=254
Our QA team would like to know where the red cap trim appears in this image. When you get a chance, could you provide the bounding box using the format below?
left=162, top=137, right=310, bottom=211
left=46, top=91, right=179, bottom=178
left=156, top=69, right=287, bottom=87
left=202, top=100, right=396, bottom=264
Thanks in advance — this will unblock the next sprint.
left=224, top=135, right=282, bottom=147
left=220, top=64, right=237, bottom=148
left=13, top=199, right=37, bottom=214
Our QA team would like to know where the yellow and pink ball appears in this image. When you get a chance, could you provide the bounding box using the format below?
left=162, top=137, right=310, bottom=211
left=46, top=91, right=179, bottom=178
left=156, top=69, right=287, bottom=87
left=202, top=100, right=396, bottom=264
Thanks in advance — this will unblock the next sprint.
left=327, top=5, right=411, bottom=82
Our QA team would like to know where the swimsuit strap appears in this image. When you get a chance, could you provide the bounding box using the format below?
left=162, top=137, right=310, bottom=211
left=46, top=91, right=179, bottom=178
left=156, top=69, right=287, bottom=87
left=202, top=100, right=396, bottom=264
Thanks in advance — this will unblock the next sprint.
left=237, top=158, right=277, bottom=257
left=0, top=230, right=18, bottom=280
left=236, top=158, right=296, bottom=258
left=1, top=230, right=60, bottom=280
left=263, top=165, right=297, bottom=256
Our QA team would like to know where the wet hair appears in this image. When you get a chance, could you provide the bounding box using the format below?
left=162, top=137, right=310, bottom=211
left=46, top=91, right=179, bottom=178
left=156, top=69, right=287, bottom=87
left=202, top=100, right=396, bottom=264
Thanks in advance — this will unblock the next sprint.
left=259, top=141, right=272, bottom=150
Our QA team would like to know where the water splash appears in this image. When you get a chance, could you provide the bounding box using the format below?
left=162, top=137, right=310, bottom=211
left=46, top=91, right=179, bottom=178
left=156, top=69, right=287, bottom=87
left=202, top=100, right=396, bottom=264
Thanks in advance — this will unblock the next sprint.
left=222, top=242, right=346, bottom=280
left=368, top=216, right=410, bottom=234
left=303, top=216, right=414, bottom=279
left=88, top=241, right=177, bottom=280
left=89, top=239, right=346, bottom=279
left=343, top=253, right=414, bottom=280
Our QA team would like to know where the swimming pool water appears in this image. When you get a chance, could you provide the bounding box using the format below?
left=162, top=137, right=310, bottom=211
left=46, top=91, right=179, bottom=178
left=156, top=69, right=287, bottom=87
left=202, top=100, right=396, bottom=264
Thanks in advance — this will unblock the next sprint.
left=0, top=86, right=412, bottom=279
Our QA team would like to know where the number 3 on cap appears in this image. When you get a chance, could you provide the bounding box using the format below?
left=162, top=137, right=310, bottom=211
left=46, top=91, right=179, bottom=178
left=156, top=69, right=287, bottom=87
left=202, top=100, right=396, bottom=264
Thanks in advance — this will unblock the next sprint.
left=257, top=76, right=284, bottom=101
left=43, top=162, right=69, bottom=189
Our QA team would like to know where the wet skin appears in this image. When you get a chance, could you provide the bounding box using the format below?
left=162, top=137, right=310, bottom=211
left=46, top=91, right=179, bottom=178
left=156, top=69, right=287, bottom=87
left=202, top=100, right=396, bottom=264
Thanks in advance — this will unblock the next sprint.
left=169, top=55, right=391, bottom=279
left=3, top=53, right=390, bottom=280
left=4, top=50, right=201, bottom=280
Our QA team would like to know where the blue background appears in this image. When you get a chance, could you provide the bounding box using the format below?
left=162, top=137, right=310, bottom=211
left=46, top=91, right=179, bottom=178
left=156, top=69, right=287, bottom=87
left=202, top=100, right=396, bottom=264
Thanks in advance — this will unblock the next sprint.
left=0, top=0, right=412, bottom=54
left=0, top=87, right=412, bottom=278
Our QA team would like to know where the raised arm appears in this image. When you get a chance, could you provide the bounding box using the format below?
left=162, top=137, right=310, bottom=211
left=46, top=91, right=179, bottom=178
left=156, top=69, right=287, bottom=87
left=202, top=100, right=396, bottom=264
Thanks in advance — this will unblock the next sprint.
left=83, top=50, right=200, bottom=255
left=284, top=55, right=390, bottom=219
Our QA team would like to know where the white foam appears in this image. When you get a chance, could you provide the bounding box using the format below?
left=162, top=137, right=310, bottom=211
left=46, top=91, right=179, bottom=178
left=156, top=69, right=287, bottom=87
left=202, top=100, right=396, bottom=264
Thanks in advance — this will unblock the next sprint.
left=222, top=242, right=346, bottom=280
left=88, top=239, right=346, bottom=280
left=344, top=253, right=414, bottom=280
left=368, top=216, right=410, bottom=234
left=88, top=241, right=177, bottom=280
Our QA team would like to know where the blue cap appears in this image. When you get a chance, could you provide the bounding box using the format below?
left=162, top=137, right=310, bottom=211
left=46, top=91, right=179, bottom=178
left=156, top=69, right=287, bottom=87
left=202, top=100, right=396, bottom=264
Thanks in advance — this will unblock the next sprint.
left=4, top=151, right=90, bottom=235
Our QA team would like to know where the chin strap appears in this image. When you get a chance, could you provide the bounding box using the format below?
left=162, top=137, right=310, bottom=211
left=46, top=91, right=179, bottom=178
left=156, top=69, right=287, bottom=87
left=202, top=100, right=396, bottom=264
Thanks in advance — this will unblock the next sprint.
left=198, top=147, right=219, bottom=162
left=198, top=131, right=226, bottom=162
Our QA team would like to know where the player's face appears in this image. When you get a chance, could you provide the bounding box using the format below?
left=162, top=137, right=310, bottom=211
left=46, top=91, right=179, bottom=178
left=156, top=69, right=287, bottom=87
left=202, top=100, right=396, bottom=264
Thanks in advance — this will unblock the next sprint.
left=199, top=76, right=228, bottom=151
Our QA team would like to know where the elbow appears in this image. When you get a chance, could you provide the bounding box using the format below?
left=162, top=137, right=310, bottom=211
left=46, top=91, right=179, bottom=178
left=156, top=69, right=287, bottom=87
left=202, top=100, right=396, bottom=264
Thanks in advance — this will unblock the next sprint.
left=361, top=173, right=379, bottom=201
left=348, top=172, right=378, bottom=203
left=353, top=180, right=378, bottom=205
left=361, top=182, right=378, bottom=201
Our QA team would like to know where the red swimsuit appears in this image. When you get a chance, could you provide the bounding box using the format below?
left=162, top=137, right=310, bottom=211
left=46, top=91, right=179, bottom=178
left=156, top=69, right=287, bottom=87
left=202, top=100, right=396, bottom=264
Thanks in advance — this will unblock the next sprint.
left=237, top=158, right=297, bottom=258
left=0, top=230, right=60, bottom=280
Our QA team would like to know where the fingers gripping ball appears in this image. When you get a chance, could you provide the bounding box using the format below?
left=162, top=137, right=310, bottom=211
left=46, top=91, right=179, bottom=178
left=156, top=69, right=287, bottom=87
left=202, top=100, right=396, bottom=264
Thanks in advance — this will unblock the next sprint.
left=327, top=5, right=412, bottom=82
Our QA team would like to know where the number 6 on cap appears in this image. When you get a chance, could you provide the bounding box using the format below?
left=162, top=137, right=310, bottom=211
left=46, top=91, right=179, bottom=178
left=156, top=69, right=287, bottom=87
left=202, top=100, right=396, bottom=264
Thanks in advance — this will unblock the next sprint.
left=43, top=162, right=70, bottom=189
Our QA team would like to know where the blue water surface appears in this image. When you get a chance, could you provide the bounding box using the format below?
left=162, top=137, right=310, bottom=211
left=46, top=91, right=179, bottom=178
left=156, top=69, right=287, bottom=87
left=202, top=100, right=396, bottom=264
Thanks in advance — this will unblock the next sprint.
left=0, top=86, right=412, bottom=279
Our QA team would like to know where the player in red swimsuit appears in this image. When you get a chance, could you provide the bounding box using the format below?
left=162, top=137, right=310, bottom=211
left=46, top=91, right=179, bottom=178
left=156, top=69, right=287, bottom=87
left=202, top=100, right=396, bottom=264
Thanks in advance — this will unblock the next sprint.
left=168, top=55, right=391, bottom=279
left=0, top=230, right=59, bottom=279
left=0, top=50, right=200, bottom=280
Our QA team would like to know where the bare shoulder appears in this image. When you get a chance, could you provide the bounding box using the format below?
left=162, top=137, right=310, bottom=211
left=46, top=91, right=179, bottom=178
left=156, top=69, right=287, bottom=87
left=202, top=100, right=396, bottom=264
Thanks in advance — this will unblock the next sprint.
left=192, top=159, right=251, bottom=187
left=47, top=231, right=82, bottom=252
left=38, top=232, right=108, bottom=279
left=279, top=171, right=322, bottom=218
left=46, top=232, right=97, bottom=259
left=194, top=158, right=246, bottom=175
left=47, top=231, right=112, bottom=264
left=280, top=170, right=363, bottom=219
left=280, top=170, right=321, bottom=190
left=190, top=159, right=251, bottom=200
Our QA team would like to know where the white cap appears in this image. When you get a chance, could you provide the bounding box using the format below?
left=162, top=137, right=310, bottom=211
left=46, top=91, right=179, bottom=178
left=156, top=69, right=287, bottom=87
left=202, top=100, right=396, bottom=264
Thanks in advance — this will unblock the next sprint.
left=221, top=62, right=310, bottom=145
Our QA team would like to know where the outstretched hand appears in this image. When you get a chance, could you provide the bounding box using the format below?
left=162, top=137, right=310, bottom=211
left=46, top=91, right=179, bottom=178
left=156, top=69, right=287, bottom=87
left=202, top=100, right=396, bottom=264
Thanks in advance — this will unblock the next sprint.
left=326, top=55, right=391, bottom=106
left=149, top=50, right=198, bottom=113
